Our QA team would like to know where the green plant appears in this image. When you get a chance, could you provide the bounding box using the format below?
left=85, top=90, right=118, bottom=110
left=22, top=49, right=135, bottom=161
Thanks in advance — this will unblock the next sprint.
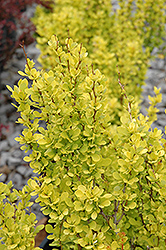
left=0, top=179, right=44, bottom=250
left=4, top=36, right=166, bottom=249
left=32, top=0, right=166, bottom=125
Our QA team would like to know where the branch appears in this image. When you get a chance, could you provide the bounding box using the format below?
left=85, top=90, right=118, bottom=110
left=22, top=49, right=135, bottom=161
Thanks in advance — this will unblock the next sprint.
left=116, top=211, right=125, bottom=225
left=113, top=200, right=119, bottom=227
left=99, top=208, right=112, bottom=229
left=139, top=212, right=149, bottom=232
left=76, top=43, right=82, bottom=70
left=116, top=65, right=132, bottom=122
left=20, top=41, right=31, bottom=71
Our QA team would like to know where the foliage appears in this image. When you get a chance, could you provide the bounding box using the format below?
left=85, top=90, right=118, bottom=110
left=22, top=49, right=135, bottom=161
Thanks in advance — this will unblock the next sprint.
left=0, top=0, right=53, bottom=71
left=32, top=0, right=166, bottom=125
left=0, top=178, right=43, bottom=250
left=5, top=36, right=166, bottom=249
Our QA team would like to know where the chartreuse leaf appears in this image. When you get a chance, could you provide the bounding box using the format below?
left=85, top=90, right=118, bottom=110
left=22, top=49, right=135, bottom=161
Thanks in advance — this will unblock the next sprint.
left=111, top=241, right=119, bottom=250
left=91, top=211, right=98, bottom=220
left=45, top=224, right=54, bottom=234
left=99, top=199, right=110, bottom=208
left=4, top=203, right=15, bottom=217
left=23, top=156, right=32, bottom=162
left=77, top=238, right=86, bottom=247
left=92, top=154, right=101, bottom=162
left=35, top=224, right=44, bottom=234
left=6, top=85, right=13, bottom=93
left=74, top=201, right=84, bottom=211
left=18, top=78, right=28, bottom=91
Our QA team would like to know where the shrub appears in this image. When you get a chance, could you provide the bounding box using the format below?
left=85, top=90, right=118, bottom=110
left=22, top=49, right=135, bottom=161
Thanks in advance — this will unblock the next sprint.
left=4, top=36, right=166, bottom=249
left=32, top=0, right=166, bottom=125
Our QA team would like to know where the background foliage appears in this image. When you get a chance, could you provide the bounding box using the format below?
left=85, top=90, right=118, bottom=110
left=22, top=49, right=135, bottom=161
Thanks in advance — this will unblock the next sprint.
left=0, top=0, right=52, bottom=71
left=32, top=0, right=166, bottom=126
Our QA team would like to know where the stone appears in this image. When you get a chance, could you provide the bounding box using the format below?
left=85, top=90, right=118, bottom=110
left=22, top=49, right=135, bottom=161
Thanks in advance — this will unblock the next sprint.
left=11, top=149, right=23, bottom=158
left=156, top=114, right=166, bottom=127
left=0, top=140, right=9, bottom=151
left=24, top=167, right=33, bottom=178
left=0, top=104, right=15, bottom=115
left=8, top=156, right=22, bottom=167
left=0, top=165, right=11, bottom=175
left=0, top=173, right=6, bottom=182
left=8, top=172, right=22, bottom=189
left=7, top=131, right=21, bottom=147
left=16, top=165, right=26, bottom=175
left=0, top=152, right=10, bottom=167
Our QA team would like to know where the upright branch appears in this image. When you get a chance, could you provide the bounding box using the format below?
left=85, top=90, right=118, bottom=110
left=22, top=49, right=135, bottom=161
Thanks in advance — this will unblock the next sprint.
left=76, top=43, right=82, bottom=70
left=116, top=66, right=132, bottom=122
left=19, top=41, right=31, bottom=71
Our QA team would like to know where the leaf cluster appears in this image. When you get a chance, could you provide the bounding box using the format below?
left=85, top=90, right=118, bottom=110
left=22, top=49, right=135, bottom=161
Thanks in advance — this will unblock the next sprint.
left=0, top=179, right=43, bottom=250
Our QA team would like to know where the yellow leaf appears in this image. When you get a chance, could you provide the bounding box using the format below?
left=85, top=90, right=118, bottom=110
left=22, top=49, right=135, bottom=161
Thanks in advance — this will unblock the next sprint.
left=91, top=211, right=97, bottom=220
left=23, top=156, right=32, bottom=162
left=78, top=185, right=86, bottom=192
left=92, top=154, right=101, bottom=162
left=111, top=241, right=119, bottom=250
left=128, top=201, right=136, bottom=209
